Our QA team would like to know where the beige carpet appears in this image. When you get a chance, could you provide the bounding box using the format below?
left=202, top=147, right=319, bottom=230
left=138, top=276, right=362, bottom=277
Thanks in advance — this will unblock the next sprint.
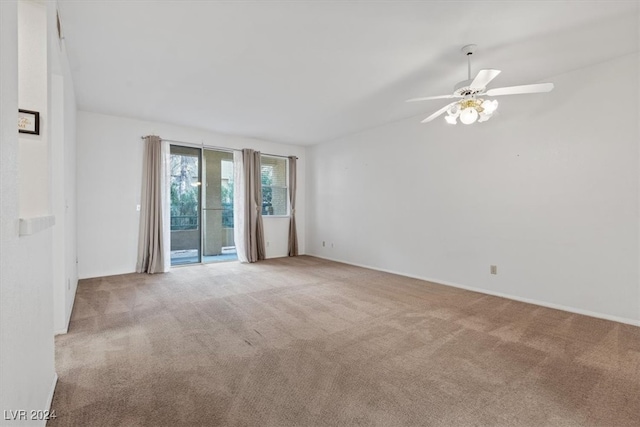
left=49, top=256, right=640, bottom=426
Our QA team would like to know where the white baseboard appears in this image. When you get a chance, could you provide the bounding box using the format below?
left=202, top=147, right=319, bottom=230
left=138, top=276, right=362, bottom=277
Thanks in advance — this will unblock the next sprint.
left=309, top=253, right=640, bottom=327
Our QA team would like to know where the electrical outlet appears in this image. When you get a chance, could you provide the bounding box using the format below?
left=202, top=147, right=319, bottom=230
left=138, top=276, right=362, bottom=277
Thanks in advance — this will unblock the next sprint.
left=490, top=265, right=497, bottom=275
left=322, top=241, right=325, bottom=247
left=266, top=241, right=270, bottom=247
left=331, top=243, right=334, bottom=248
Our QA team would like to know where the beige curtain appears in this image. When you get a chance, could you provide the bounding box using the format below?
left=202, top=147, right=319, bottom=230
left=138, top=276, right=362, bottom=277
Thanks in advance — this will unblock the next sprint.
left=136, top=136, right=170, bottom=273
left=288, top=156, right=298, bottom=256
left=237, top=149, right=265, bottom=263
left=252, top=151, right=266, bottom=261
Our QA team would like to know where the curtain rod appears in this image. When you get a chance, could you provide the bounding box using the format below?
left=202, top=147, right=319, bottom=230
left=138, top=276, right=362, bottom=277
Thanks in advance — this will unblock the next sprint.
left=140, top=136, right=298, bottom=160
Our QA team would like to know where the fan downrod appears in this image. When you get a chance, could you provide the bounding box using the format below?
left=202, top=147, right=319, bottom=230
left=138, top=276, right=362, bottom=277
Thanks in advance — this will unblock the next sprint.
left=457, top=44, right=479, bottom=92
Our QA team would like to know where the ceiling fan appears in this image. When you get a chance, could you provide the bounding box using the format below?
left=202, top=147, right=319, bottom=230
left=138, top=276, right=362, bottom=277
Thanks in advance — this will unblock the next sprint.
left=407, top=44, right=554, bottom=125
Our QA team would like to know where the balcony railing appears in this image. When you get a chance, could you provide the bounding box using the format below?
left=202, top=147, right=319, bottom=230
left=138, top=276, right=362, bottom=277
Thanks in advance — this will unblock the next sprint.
left=221, top=205, right=233, bottom=228
left=171, top=215, right=198, bottom=231
left=171, top=203, right=234, bottom=231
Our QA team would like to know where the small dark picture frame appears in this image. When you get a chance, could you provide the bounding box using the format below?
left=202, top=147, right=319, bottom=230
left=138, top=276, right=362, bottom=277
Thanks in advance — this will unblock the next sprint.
left=18, top=109, right=40, bottom=135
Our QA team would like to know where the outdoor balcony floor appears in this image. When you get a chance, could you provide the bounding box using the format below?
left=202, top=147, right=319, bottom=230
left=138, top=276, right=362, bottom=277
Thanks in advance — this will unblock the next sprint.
left=171, top=247, right=237, bottom=266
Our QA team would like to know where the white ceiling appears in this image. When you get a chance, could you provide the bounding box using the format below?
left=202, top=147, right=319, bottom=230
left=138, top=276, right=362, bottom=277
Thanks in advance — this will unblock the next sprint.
left=58, top=1, right=638, bottom=145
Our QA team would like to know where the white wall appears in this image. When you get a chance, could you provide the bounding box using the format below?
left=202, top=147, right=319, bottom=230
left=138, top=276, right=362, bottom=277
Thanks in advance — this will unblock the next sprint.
left=1, top=1, right=57, bottom=425
left=77, top=111, right=306, bottom=279
left=308, top=53, right=640, bottom=324
left=18, top=0, right=49, bottom=217
left=48, top=1, right=78, bottom=334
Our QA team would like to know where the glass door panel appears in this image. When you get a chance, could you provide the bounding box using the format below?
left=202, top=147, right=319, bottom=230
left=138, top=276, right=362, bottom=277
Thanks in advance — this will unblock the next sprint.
left=202, top=149, right=237, bottom=263
left=169, top=145, right=201, bottom=265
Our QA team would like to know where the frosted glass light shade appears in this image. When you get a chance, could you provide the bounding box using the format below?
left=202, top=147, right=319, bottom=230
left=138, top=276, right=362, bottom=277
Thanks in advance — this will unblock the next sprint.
left=445, top=115, right=457, bottom=125
left=460, top=107, right=478, bottom=124
left=482, top=99, right=498, bottom=114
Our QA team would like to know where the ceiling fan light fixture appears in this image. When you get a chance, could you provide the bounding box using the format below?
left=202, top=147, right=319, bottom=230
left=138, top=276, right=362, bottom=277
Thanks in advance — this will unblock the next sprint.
left=460, top=107, right=478, bottom=125
left=445, top=114, right=458, bottom=125
left=408, top=44, right=554, bottom=126
left=481, top=99, right=498, bottom=115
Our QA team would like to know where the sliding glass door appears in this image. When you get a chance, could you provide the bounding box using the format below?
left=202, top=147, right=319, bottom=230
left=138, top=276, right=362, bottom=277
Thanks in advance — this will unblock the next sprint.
left=169, top=145, right=237, bottom=266
left=202, top=149, right=237, bottom=262
left=169, top=146, right=202, bottom=265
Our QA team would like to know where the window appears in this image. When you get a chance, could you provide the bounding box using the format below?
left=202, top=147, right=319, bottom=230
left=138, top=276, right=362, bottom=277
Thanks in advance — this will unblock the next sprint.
left=260, top=156, right=287, bottom=216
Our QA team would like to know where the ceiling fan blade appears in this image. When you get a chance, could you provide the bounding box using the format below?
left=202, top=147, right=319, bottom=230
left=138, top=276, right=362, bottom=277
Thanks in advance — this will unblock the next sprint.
left=485, top=82, right=554, bottom=96
left=421, top=102, right=457, bottom=123
left=406, top=94, right=455, bottom=102
left=470, top=69, right=501, bottom=89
